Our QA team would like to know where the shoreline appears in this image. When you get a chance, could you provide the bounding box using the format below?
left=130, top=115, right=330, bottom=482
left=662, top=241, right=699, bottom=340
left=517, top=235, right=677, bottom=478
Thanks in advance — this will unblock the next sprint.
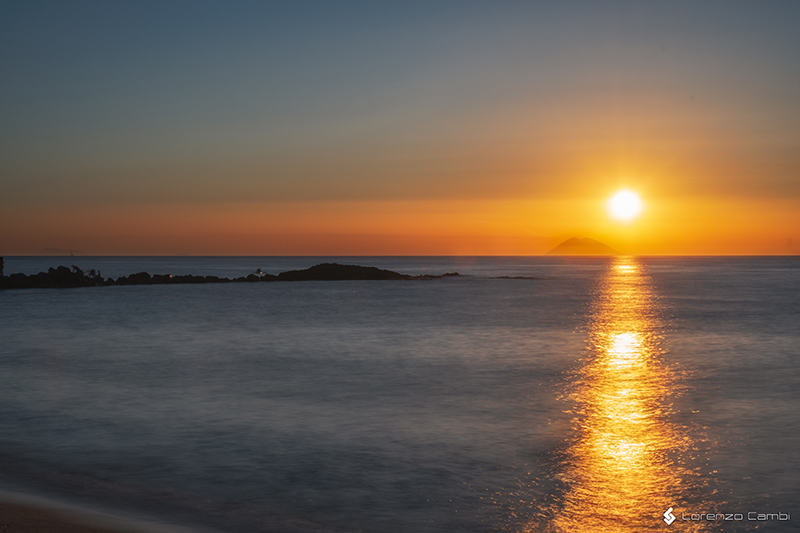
left=0, top=488, right=206, bottom=533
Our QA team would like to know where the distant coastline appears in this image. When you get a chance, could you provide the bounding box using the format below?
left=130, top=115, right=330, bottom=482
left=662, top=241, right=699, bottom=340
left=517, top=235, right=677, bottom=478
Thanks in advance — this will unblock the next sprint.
left=0, top=262, right=460, bottom=290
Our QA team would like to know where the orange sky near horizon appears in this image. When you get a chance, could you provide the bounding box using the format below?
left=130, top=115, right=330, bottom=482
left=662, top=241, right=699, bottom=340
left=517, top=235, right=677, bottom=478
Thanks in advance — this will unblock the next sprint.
left=2, top=3, right=799, bottom=256
left=3, top=192, right=798, bottom=256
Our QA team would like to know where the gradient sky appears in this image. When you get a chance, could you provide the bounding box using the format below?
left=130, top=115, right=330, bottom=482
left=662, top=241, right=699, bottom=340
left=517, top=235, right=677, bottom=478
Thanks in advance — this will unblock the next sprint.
left=2, top=1, right=799, bottom=255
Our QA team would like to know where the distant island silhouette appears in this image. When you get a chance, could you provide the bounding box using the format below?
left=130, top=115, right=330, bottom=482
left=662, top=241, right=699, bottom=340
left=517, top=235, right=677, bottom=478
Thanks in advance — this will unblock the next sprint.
left=546, top=237, right=619, bottom=256
left=0, top=262, right=460, bottom=290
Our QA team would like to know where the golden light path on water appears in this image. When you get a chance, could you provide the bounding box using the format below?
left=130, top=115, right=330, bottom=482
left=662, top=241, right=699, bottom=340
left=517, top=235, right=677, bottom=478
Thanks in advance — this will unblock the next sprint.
left=534, top=257, right=708, bottom=532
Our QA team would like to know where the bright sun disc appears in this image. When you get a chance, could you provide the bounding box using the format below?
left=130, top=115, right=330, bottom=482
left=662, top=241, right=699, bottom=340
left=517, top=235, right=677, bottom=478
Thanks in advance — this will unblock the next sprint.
left=608, top=190, right=642, bottom=221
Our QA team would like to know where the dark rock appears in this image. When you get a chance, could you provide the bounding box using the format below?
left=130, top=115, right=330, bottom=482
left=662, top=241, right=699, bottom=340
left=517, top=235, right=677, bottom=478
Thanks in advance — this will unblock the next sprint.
left=1, top=265, right=105, bottom=289
left=277, top=263, right=412, bottom=281
left=117, top=272, right=153, bottom=285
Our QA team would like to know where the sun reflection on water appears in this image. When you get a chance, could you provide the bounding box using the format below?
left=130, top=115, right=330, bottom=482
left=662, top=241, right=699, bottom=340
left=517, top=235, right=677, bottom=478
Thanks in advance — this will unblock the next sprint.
left=533, top=257, right=707, bottom=532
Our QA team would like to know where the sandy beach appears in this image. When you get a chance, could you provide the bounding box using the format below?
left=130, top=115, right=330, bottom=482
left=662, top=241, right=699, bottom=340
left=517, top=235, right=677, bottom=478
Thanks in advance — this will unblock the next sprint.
left=0, top=491, right=201, bottom=533
left=0, top=500, right=131, bottom=533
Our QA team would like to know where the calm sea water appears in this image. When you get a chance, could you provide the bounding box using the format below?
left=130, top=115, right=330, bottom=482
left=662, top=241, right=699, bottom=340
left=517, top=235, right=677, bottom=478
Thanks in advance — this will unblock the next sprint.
left=0, top=256, right=798, bottom=532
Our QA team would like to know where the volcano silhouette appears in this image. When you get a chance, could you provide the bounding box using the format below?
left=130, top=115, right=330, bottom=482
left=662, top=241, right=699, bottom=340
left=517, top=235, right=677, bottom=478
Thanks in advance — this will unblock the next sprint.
left=546, top=237, right=619, bottom=256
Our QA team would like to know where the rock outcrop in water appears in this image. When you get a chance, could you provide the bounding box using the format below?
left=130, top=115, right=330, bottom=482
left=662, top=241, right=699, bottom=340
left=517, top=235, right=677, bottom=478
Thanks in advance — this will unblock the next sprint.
left=276, top=263, right=459, bottom=281
left=2, top=265, right=106, bottom=289
left=0, top=263, right=460, bottom=290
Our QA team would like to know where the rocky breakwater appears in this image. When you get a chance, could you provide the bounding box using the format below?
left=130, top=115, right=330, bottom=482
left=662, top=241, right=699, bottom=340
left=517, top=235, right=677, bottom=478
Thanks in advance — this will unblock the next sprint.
left=0, top=263, right=460, bottom=290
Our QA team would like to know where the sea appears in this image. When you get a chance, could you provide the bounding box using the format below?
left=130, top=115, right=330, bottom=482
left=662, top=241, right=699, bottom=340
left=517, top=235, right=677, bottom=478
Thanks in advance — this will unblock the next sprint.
left=1, top=256, right=798, bottom=532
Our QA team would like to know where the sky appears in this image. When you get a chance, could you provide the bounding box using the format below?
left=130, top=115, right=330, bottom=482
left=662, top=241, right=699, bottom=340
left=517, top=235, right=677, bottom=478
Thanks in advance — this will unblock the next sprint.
left=2, top=1, right=799, bottom=255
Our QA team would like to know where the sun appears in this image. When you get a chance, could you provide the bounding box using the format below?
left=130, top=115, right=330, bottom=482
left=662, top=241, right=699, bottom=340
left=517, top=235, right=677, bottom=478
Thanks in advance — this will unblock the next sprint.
left=608, top=190, right=643, bottom=221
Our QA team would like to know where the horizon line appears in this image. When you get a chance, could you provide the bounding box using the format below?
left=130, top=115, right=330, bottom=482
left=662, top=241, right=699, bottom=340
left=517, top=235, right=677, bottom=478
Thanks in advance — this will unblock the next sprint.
left=3, top=253, right=798, bottom=258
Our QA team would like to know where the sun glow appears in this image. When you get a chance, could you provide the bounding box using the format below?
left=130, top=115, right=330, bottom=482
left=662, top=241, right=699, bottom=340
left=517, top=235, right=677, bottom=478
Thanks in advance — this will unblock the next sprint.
left=608, top=190, right=643, bottom=221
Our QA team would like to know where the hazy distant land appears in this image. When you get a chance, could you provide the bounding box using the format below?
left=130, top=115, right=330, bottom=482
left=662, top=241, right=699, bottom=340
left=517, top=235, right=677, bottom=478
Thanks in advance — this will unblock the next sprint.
left=546, top=237, right=618, bottom=256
